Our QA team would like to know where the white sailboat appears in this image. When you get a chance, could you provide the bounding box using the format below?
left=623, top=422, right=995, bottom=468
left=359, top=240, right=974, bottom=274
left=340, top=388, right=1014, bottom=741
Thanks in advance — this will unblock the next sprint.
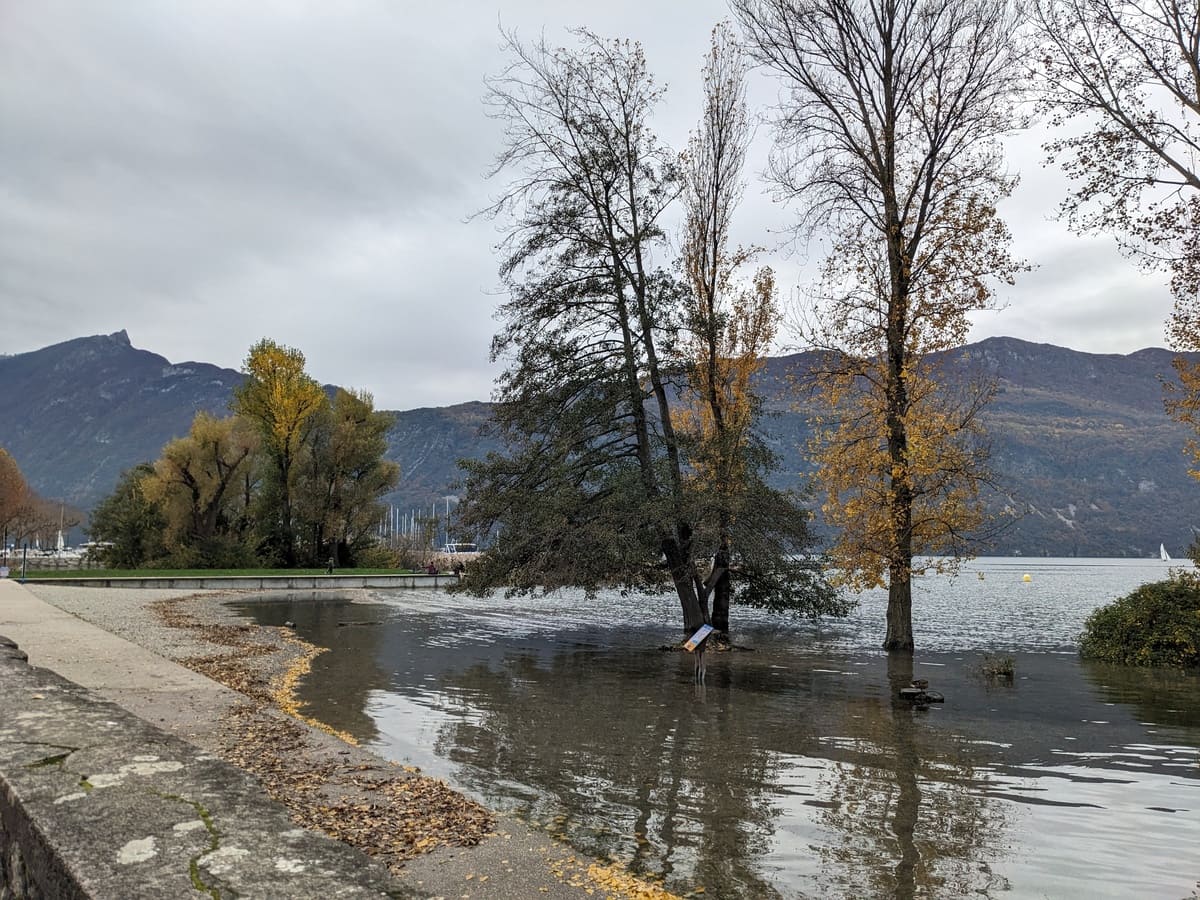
left=1160, top=543, right=1171, bottom=562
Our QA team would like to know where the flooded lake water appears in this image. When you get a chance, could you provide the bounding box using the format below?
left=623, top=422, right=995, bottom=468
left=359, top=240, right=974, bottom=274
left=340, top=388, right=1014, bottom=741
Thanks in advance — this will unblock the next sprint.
left=233, top=558, right=1200, bottom=898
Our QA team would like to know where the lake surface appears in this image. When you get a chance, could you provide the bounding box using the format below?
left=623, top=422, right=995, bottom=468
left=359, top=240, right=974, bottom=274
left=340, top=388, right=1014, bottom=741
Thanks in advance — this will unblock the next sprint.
left=232, top=559, right=1200, bottom=899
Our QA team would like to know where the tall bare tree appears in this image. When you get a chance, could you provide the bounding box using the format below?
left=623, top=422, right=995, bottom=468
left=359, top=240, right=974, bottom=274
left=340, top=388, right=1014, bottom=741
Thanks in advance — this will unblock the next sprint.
left=678, top=23, right=782, bottom=640
left=734, top=0, right=1027, bottom=650
left=1033, top=0, right=1200, bottom=474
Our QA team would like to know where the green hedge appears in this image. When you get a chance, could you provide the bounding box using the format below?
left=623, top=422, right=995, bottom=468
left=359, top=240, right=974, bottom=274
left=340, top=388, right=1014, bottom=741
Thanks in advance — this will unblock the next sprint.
left=1079, top=572, right=1200, bottom=669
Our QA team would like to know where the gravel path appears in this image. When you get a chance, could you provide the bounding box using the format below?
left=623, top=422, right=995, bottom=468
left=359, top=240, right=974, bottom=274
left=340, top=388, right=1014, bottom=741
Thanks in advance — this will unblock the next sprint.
left=24, top=583, right=271, bottom=662
left=17, top=583, right=681, bottom=900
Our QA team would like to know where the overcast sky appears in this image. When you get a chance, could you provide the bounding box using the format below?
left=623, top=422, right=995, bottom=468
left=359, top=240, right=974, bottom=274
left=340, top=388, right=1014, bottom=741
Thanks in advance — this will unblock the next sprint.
left=0, top=0, right=1175, bottom=410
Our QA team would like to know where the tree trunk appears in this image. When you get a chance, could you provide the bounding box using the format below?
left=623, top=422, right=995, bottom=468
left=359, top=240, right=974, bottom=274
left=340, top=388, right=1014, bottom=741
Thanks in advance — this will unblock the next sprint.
left=711, top=575, right=731, bottom=639
left=278, top=452, right=297, bottom=568
left=883, top=250, right=913, bottom=651
left=710, top=541, right=732, bottom=640
left=665, top=540, right=707, bottom=634
left=884, top=441, right=915, bottom=650
left=884, top=558, right=914, bottom=651
left=280, top=496, right=296, bottom=567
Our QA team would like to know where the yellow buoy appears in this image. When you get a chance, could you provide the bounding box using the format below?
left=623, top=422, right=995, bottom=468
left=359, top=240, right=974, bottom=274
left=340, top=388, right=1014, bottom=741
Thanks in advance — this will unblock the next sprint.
left=1022, top=573, right=1032, bottom=582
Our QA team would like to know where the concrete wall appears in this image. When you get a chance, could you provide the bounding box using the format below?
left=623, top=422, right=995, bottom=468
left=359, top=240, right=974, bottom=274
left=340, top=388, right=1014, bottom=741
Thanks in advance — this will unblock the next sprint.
left=1, top=555, right=103, bottom=573
left=0, top=636, right=410, bottom=899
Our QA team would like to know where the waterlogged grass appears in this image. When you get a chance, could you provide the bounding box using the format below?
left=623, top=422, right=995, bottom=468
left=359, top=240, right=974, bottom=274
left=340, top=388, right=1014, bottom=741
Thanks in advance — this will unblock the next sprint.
left=23, top=567, right=417, bottom=579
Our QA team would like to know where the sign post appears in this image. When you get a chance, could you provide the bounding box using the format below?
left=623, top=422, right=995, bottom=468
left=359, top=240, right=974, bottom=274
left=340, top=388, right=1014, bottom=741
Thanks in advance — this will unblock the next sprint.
left=684, top=624, right=714, bottom=683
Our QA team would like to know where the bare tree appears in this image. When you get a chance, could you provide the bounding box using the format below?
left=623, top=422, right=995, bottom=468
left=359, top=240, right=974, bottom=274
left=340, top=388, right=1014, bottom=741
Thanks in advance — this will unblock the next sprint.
left=1035, top=0, right=1200, bottom=298
left=679, top=23, right=783, bottom=640
left=733, top=0, right=1027, bottom=651
left=0, top=448, right=34, bottom=548
left=0, top=448, right=81, bottom=552
left=1033, top=0, right=1200, bottom=474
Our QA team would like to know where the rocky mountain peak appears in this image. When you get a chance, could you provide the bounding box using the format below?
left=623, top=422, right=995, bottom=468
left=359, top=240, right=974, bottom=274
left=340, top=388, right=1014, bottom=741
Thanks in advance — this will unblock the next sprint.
left=1, top=333, right=1198, bottom=557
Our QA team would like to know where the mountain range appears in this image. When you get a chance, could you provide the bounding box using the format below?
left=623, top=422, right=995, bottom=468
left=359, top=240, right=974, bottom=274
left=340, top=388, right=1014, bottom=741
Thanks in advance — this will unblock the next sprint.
left=1, top=330, right=1196, bottom=558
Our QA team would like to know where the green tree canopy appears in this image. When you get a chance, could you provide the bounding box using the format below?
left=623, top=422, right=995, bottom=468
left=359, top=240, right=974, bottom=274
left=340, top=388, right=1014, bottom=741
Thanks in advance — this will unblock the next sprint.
left=1080, top=573, right=1200, bottom=669
left=295, top=388, right=399, bottom=567
left=86, top=462, right=167, bottom=568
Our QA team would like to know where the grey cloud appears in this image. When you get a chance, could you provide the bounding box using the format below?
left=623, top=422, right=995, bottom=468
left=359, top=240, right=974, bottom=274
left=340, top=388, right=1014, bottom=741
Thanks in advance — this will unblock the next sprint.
left=0, top=0, right=1179, bottom=410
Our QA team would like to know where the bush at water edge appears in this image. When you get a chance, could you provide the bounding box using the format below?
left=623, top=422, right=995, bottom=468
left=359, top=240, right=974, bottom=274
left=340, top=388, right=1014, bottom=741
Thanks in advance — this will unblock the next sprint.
left=1079, top=572, right=1200, bottom=669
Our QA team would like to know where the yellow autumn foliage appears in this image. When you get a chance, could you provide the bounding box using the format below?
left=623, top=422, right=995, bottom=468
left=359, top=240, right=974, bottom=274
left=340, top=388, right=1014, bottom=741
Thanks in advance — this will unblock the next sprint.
left=677, top=266, right=776, bottom=502
left=804, top=198, right=1007, bottom=591
left=234, top=338, right=328, bottom=465
left=811, top=364, right=991, bottom=590
left=141, top=412, right=257, bottom=553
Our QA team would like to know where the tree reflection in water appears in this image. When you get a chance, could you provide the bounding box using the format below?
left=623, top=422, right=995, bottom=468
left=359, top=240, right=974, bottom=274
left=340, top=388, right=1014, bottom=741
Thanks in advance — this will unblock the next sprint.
left=809, top=654, right=1009, bottom=899
left=436, top=650, right=783, bottom=896
left=231, top=580, right=1200, bottom=897
left=432, top=648, right=1010, bottom=899
left=231, top=586, right=1200, bottom=898
left=1080, top=659, right=1200, bottom=733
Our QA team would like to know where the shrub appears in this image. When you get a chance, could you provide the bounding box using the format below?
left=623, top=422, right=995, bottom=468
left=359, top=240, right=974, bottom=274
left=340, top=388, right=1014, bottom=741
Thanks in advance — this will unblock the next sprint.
left=979, top=654, right=1015, bottom=680
left=165, top=534, right=256, bottom=570
left=351, top=541, right=401, bottom=570
left=1079, top=572, right=1200, bottom=669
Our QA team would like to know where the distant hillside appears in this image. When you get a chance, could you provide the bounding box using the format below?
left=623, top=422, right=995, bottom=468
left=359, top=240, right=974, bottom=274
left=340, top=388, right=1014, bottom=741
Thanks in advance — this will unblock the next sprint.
left=2, top=331, right=1198, bottom=557
left=0, top=330, right=239, bottom=507
left=967, top=339, right=1196, bottom=557
left=754, top=338, right=1200, bottom=557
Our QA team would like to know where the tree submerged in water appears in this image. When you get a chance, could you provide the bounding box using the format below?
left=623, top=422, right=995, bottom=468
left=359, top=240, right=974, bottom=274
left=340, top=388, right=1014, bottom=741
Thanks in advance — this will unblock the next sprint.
left=457, top=27, right=846, bottom=637
left=733, top=0, right=1027, bottom=652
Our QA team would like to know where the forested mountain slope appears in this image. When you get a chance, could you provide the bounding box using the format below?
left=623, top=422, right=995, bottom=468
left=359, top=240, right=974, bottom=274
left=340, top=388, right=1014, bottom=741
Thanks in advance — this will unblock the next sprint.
left=1, top=332, right=1195, bottom=556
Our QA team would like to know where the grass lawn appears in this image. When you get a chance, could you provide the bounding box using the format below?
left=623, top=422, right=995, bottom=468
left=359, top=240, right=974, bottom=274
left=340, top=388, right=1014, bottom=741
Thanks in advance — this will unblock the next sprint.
left=21, top=567, right=418, bottom=579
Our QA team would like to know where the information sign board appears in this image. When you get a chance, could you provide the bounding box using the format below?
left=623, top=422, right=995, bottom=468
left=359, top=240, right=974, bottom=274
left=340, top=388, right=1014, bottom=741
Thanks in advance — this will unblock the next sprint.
left=684, top=624, right=713, bottom=651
